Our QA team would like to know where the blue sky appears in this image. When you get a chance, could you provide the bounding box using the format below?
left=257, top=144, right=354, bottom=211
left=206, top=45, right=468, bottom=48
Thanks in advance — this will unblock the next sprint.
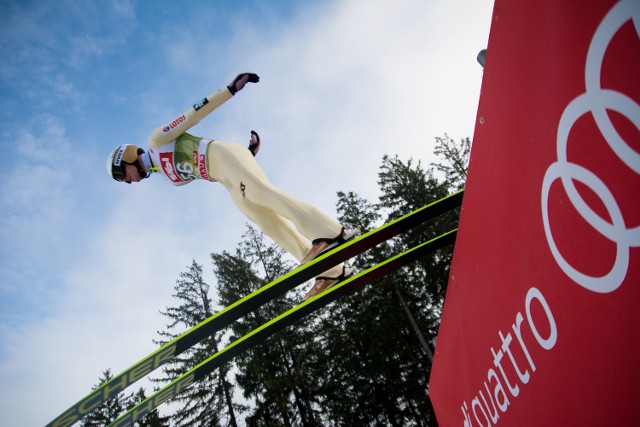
left=0, top=0, right=493, bottom=425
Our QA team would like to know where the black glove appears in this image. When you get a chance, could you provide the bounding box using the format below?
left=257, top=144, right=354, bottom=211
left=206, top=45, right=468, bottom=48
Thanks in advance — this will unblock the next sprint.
left=227, top=73, right=260, bottom=95
left=248, top=130, right=260, bottom=157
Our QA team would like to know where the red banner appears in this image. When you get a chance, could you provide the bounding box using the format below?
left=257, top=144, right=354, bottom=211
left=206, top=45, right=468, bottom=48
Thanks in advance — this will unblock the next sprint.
left=430, top=1, right=639, bottom=426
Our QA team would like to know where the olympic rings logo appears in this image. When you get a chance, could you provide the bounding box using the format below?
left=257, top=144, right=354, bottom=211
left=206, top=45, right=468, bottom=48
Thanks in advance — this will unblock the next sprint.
left=541, top=0, right=640, bottom=294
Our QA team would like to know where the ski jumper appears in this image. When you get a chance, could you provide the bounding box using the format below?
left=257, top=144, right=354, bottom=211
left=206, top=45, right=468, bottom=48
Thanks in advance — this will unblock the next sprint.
left=147, top=86, right=343, bottom=277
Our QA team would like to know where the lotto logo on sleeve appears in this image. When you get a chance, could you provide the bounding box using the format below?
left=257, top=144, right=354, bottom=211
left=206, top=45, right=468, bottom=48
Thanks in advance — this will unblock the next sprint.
left=162, top=115, right=186, bottom=133
left=159, top=152, right=182, bottom=183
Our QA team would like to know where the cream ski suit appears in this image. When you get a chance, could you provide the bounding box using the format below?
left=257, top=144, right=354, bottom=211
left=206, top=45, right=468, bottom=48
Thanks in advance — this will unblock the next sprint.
left=146, top=85, right=343, bottom=277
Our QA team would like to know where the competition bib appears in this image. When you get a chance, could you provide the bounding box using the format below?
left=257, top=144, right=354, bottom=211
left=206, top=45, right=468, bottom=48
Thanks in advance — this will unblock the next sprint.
left=150, top=133, right=214, bottom=185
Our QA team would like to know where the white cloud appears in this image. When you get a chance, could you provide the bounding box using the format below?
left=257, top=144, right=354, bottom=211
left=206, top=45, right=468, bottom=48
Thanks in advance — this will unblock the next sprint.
left=0, top=1, right=136, bottom=109
left=0, top=116, right=75, bottom=298
left=217, top=0, right=491, bottom=210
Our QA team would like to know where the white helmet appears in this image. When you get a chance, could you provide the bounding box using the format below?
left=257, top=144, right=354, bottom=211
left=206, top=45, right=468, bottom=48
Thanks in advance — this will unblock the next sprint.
left=106, top=144, right=146, bottom=183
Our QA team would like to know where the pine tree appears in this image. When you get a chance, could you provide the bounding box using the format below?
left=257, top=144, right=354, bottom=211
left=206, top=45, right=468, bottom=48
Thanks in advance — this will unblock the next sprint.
left=431, top=134, right=471, bottom=191
left=79, top=371, right=171, bottom=426
left=81, top=369, right=129, bottom=426
left=305, top=189, right=432, bottom=426
left=153, top=260, right=240, bottom=427
left=212, top=226, right=324, bottom=426
left=307, top=145, right=467, bottom=425
left=128, top=388, right=170, bottom=427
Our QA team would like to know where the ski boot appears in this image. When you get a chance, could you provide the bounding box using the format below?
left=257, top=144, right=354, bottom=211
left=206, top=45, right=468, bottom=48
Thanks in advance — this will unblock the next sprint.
left=300, top=224, right=360, bottom=265
left=303, top=264, right=357, bottom=301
